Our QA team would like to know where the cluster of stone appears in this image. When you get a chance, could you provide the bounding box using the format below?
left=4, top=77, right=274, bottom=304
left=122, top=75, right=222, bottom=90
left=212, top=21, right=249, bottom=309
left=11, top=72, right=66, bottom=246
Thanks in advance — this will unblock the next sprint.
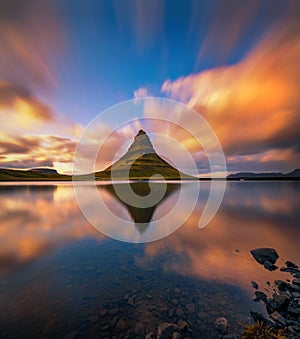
left=250, top=248, right=300, bottom=337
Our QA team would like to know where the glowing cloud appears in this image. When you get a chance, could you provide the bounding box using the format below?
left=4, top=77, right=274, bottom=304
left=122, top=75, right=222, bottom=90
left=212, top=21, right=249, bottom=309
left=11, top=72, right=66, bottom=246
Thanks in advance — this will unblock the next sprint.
left=161, top=17, right=300, bottom=171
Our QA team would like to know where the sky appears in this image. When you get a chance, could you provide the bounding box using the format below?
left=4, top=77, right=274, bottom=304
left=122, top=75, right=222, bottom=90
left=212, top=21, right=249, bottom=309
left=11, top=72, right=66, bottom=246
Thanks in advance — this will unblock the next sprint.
left=0, top=0, right=299, bottom=175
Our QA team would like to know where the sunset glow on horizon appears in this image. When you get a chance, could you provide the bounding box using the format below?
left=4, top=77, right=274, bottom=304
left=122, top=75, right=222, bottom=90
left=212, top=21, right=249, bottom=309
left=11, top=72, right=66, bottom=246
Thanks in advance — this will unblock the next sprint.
left=0, top=0, right=299, bottom=175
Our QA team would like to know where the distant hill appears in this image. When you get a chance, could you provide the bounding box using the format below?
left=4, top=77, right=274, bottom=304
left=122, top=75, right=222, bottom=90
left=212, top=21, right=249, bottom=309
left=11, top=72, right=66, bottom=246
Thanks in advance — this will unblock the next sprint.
left=0, top=168, right=70, bottom=181
left=227, top=169, right=300, bottom=180
left=30, top=168, right=59, bottom=175
left=93, top=130, right=194, bottom=180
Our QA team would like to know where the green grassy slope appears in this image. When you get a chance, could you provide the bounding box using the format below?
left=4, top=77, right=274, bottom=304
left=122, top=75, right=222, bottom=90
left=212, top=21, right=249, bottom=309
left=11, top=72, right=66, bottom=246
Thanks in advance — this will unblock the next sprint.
left=0, top=168, right=71, bottom=181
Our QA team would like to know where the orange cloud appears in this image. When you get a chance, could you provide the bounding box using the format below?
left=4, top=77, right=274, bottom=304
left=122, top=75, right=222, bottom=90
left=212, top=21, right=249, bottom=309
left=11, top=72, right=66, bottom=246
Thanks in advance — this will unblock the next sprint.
left=0, top=81, right=53, bottom=131
left=0, top=134, right=77, bottom=173
left=161, top=17, right=300, bottom=167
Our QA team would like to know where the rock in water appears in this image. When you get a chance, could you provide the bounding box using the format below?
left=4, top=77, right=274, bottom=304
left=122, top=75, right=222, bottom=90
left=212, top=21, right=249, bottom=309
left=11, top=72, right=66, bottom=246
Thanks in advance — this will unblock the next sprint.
left=250, top=248, right=279, bottom=265
left=286, top=261, right=298, bottom=269
left=270, top=311, right=287, bottom=327
left=253, top=291, right=267, bottom=302
left=264, top=260, right=278, bottom=271
left=214, top=317, right=229, bottom=335
left=158, top=323, right=179, bottom=339
left=177, top=320, right=188, bottom=332
left=251, top=281, right=259, bottom=289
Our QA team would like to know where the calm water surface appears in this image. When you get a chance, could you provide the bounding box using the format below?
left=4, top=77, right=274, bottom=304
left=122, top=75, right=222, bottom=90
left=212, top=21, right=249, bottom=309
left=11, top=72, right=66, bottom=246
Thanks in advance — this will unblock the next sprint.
left=0, top=181, right=299, bottom=338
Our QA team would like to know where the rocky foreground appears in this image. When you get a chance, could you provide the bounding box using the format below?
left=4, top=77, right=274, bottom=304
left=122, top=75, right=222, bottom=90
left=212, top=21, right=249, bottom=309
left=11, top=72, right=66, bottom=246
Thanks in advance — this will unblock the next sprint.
left=249, top=247, right=300, bottom=338
left=145, top=248, right=300, bottom=339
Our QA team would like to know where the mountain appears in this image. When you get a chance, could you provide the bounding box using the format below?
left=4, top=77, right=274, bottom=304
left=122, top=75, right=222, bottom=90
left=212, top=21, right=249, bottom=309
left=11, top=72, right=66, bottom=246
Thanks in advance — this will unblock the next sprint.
left=227, top=169, right=300, bottom=180
left=30, top=168, right=59, bottom=175
left=94, top=130, right=193, bottom=180
left=0, top=168, right=70, bottom=181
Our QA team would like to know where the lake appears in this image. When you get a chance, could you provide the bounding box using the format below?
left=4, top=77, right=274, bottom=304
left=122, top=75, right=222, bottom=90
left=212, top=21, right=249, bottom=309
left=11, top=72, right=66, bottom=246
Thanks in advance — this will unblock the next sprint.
left=0, top=181, right=299, bottom=338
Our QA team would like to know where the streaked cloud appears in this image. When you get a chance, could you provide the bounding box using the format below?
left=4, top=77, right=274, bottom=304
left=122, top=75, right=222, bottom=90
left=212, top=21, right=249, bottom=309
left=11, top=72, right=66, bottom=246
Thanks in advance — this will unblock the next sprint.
left=161, top=13, right=300, bottom=171
left=196, top=0, right=261, bottom=66
left=0, top=0, right=64, bottom=89
left=113, top=0, right=165, bottom=54
left=0, top=81, right=54, bottom=134
left=0, top=134, right=77, bottom=173
left=133, top=87, right=152, bottom=99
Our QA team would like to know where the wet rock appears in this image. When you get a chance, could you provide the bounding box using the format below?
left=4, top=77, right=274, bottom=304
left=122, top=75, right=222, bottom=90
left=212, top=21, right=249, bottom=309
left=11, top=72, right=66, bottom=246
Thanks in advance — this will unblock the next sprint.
left=292, top=292, right=300, bottom=298
left=146, top=332, right=155, bottom=339
left=253, top=291, right=267, bottom=302
left=133, top=321, right=144, bottom=335
left=168, top=308, right=175, bottom=317
left=280, top=267, right=298, bottom=274
left=88, top=315, right=98, bottom=324
left=280, top=289, right=292, bottom=300
left=174, top=288, right=181, bottom=294
left=275, top=280, right=290, bottom=291
left=288, top=325, right=297, bottom=335
left=158, top=323, right=179, bottom=339
left=171, top=298, right=178, bottom=306
left=63, top=331, right=78, bottom=339
left=266, top=298, right=280, bottom=314
left=110, top=315, right=118, bottom=327
left=116, top=319, right=126, bottom=331
left=186, top=303, right=195, bottom=314
left=293, top=278, right=300, bottom=286
left=251, top=281, right=259, bottom=289
left=250, top=248, right=279, bottom=265
left=108, top=308, right=118, bottom=315
left=100, top=323, right=109, bottom=331
left=287, top=305, right=300, bottom=316
left=214, top=317, right=229, bottom=335
left=177, top=320, right=188, bottom=332
left=176, top=306, right=185, bottom=318
left=270, top=311, right=287, bottom=327
left=250, top=311, right=271, bottom=326
left=290, top=284, right=300, bottom=292
left=286, top=261, right=298, bottom=269
left=293, top=324, right=300, bottom=332
left=128, top=297, right=135, bottom=306
left=99, top=308, right=108, bottom=316
left=264, top=261, right=278, bottom=271
left=273, top=294, right=290, bottom=308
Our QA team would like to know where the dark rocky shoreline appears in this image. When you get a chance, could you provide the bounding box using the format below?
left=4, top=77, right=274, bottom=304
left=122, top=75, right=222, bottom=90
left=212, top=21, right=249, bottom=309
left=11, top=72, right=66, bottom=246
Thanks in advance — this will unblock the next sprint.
left=141, top=248, right=300, bottom=339
left=249, top=248, right=300, bottom=338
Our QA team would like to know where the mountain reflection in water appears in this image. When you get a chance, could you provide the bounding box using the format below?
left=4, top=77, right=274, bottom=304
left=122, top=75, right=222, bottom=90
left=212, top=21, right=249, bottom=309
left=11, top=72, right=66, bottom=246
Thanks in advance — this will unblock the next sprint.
left=0, top=181, right=299, bottom=337
left=102, top=182, right=180, bottom=233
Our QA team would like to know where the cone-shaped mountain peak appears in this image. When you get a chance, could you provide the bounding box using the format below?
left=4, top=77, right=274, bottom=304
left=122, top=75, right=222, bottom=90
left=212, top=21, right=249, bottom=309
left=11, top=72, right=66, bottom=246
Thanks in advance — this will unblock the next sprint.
left=127, top=130, right=155, bottom=156
left=95, top=130, right=193, bottom=180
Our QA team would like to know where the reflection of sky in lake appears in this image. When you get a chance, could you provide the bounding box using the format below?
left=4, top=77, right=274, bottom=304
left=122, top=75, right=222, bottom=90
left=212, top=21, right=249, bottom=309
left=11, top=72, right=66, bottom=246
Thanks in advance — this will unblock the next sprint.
left=0, top=182, right=299, bottom=337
